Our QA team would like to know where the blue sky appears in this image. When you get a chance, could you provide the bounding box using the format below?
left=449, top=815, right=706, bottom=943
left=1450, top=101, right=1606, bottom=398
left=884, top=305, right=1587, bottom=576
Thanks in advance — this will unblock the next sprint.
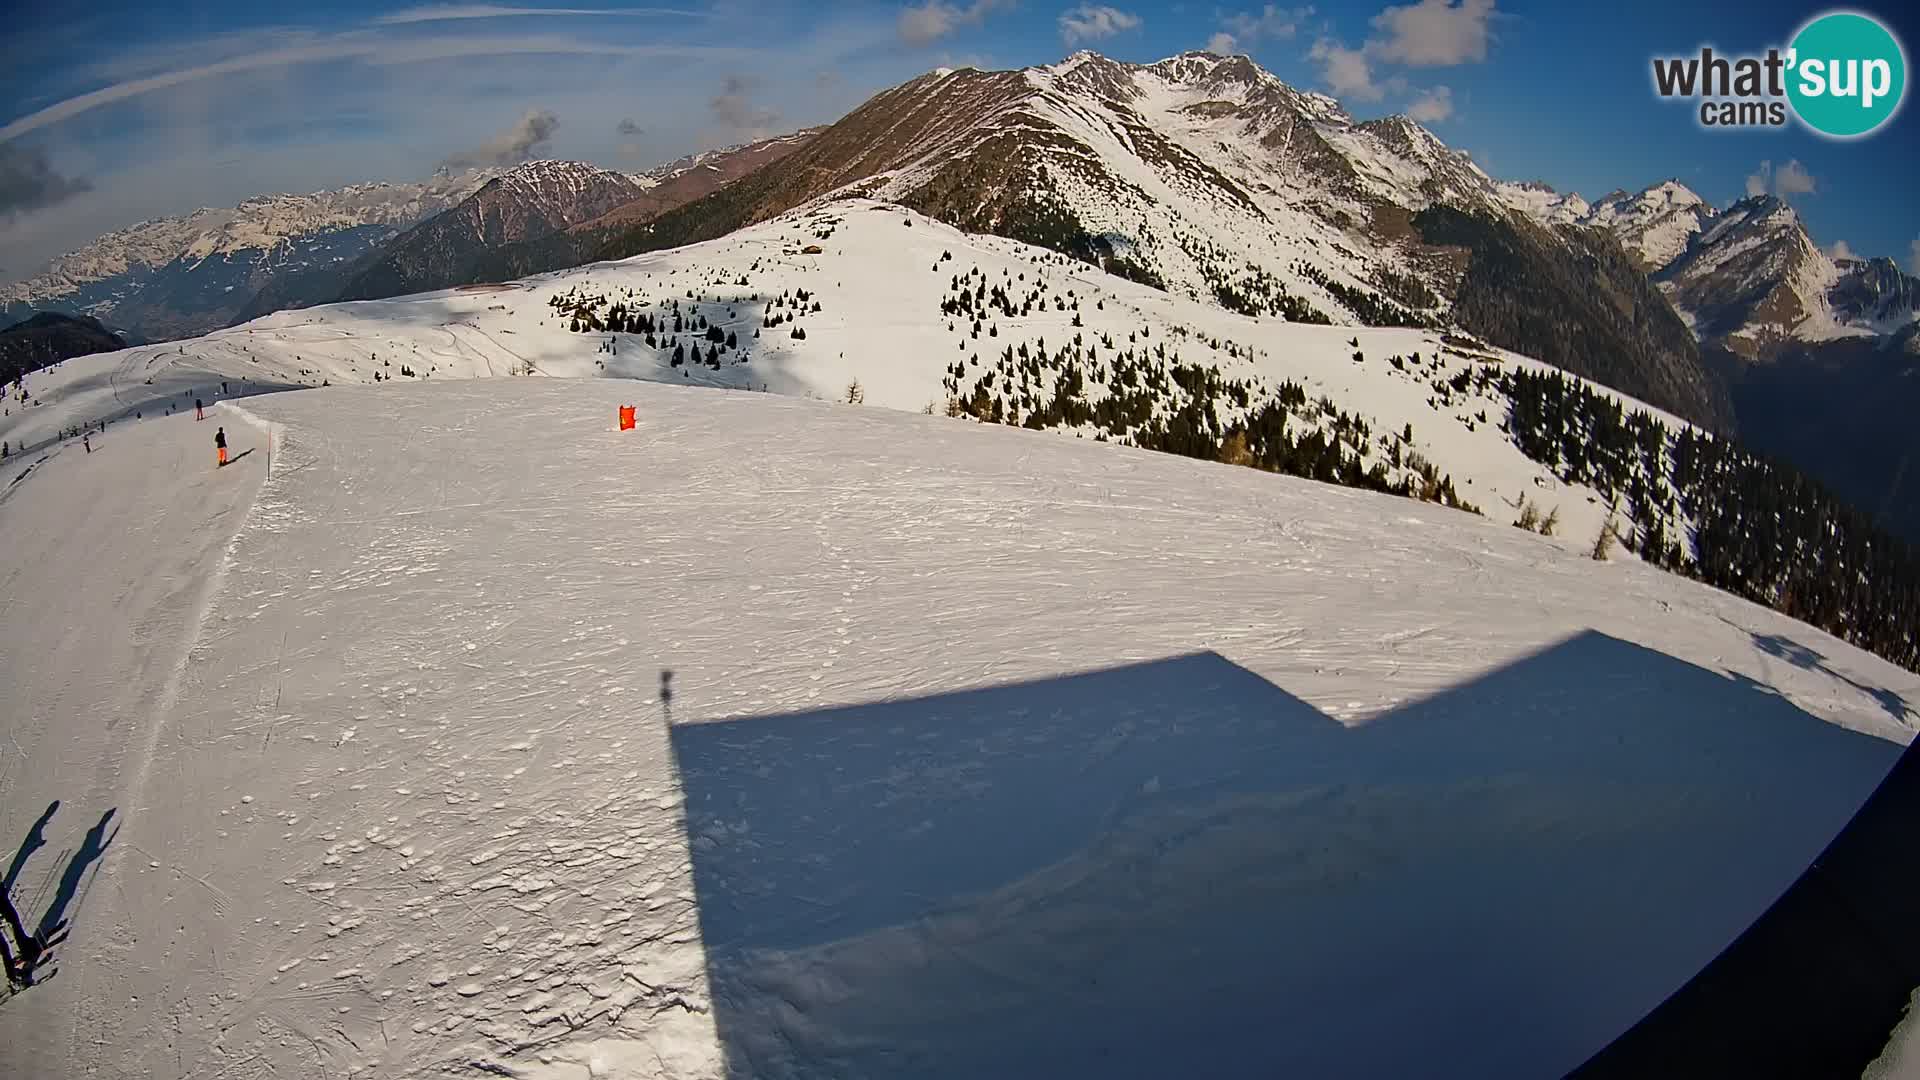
left=2, top=1, right=1915, bottom=282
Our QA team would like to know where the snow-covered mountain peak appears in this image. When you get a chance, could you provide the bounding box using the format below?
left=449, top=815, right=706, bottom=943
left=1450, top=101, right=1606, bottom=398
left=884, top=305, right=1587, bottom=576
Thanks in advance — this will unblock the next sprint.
left=1494, top=180, right=1591, bottom=225
left=1570, top=179, right=1720, bottom=273
left=493, top=159, right=629, bottom=200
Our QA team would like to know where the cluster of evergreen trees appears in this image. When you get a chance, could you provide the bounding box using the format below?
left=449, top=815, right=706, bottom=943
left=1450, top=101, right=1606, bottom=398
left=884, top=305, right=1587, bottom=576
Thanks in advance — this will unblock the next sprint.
left=1502, top=367, right=1920, bottom=672
left=1210, top=268, right=1333, bottom=324
left=548, top=281, right=774, bottom=372
left=939, top=264, right=1083, bottom=323
left=1292, top=261, right=1432, bottom=328
left=936, top=290, right=1477, bottom=514
left=1170, top=233, right=1329, bottom=324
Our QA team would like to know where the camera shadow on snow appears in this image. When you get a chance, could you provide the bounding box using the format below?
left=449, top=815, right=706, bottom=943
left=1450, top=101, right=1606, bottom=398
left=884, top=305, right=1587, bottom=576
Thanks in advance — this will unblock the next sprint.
left=668, top=631, right=1902, bottom=1079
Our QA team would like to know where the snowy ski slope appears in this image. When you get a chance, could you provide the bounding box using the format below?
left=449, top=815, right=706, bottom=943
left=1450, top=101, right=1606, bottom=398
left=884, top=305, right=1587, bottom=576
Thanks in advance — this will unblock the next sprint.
left=0, top=371, right=1914, bottom=1078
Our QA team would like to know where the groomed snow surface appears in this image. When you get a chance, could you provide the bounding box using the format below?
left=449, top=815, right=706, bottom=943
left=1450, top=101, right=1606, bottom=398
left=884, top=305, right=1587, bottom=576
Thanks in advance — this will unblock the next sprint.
left=1, top=373, right=1915, bottom=1079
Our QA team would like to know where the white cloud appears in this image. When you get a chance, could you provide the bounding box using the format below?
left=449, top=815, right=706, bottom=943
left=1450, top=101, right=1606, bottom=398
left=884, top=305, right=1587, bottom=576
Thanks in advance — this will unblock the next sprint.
left=440, top=108, right=560, bottom=170
left=1773, top=159, right=1816, bottom=196
left=1309, top=38, right=1383, bottom=101
left=373, top=5, right=703, bottom=24
left=1211, top=5, right=1311, bottom=52
left=898, top=0, right=1010, bottom=46
left=1300, top=1, right=1495, bottom=103
left=1909, top=237, right=1920, bottom=275
left=1059, top=5, right=1142, bottom=46
left=1368, top=0, right=1495, bottom=67
left=1826, top=240, right=1855, bottom=261
left=1406, top=85, right=1454, bottom=122
left=1745, top=159, right=1817, bottom=199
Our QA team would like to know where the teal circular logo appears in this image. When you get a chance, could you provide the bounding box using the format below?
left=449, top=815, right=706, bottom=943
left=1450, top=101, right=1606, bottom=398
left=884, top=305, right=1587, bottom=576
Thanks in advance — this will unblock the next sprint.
left=1787, top=11, right=1907, bottom=137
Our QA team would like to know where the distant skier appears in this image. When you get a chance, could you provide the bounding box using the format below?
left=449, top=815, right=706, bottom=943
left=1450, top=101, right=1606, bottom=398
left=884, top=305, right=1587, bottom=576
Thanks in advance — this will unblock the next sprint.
left=221, top=381, right=229, bottom=395
left=215, top=426, right=227, bottom=468
left=195, top=398, right=205, bottom=421
left=83, top=433, right=90, bottom=454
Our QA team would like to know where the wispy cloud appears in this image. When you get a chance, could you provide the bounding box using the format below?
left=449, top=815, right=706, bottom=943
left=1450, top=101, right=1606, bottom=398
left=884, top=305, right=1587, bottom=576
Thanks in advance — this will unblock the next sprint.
left=897, top=0, right=1011, bottom=47
left=373, top=5, right=705, bottom=25
left=1368, top=0, right=1495, bottom=67
left=1825, top=239, right=1855, bottom=261
left=616, top=117, right=643, bottom=136
left=1308, top=39, right=1383, bottom=101
left=0, top=4, right=909, bottom=279
left=0, top=143, right=92, bottom=221
left=1406, top=84, right=1454, bottom=122
left=1908, top=236, right=1920, bottom=275
left=1304, top=0, right=1497, bottom=104
left=0, top=34, right=756, bottom=143
left=1746, top=159, right=1816, bottom=199
left=440, top=108, right=560, bottom=170
left=1206, top=5, right=1312, bottom=55
left=1059, top=5, right=1142, bottom=46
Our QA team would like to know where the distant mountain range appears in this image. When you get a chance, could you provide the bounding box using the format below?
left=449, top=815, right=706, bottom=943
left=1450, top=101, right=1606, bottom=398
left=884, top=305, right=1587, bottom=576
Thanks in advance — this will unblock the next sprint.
left=1489, top=178, right=1920, bottom=543
left=0, top=172, right=501, bottom=340
left=5, top=50, right=1916, bottom=537
left=0, top=134, right=818, bottom=343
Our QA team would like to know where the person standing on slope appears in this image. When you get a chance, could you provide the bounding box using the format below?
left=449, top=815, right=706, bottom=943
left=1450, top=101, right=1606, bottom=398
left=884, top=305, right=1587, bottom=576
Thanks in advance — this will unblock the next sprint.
left=215, top=426, right=227, bottom=468
left=195, top=398, right=205, bottom=421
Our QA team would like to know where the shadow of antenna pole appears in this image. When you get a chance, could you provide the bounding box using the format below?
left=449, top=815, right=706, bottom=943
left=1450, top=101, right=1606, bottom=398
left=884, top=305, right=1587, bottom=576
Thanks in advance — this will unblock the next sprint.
left=3, top=801, right=58, bottom=897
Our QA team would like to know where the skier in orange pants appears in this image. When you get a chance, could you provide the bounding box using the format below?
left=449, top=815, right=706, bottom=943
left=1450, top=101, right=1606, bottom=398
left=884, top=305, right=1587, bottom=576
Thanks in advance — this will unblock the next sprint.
left=215, top=426, right=227, bottom=467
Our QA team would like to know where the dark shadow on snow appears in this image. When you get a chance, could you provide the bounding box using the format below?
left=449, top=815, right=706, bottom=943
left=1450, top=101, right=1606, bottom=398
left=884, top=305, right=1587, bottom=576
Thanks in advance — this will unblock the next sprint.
left=1739, top=621, right=1918, bottom=727
left=667, top=631, right=1905, bottom=1079
left=2, top=805, right=117, bottom=993
left=1573, top=728, right=1920, bottom=1078
left=221, top=448, right=255, bottom=467
left=3, top=802, right=58, bottom=898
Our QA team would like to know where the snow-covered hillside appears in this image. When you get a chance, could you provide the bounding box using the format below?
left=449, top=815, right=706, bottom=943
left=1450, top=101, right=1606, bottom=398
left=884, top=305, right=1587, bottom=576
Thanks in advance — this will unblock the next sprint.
left=0, top=369, right=1913, bottom=1079
left=1, top=200, right=1705, bottom=563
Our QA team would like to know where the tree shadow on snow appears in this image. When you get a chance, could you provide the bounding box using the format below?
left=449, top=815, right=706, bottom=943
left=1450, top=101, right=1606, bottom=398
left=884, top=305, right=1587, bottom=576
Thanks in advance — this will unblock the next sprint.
left=1740, top=623, right=1917, bottom=727
left=667, top=631, right=1906, bottom=1079
left=1, top=804, right=117, bottom=994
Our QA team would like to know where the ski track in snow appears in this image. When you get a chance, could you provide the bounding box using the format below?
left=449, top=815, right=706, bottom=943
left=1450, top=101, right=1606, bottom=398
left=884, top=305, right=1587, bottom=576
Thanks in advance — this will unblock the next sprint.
left=0, top=374, right=1914, bottom=1078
